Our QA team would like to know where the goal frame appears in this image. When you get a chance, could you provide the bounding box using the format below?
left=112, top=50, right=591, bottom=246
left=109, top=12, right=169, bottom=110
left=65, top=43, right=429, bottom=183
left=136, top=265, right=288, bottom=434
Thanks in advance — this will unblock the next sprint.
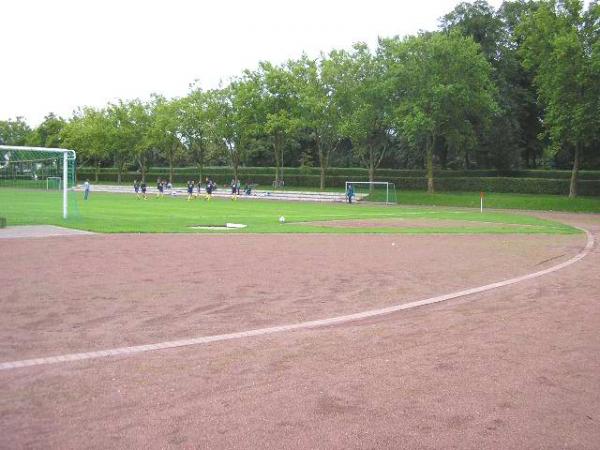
left=47, top=176, right=63, bottom=190
left=0, top=145, right=77, bottom=219
left=345, top=181, right=396, bottom=205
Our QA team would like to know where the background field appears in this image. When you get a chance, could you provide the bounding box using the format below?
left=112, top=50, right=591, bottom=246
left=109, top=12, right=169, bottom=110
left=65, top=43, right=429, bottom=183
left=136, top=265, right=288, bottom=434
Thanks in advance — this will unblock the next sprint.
left=0, top=189, right=580, bottom=235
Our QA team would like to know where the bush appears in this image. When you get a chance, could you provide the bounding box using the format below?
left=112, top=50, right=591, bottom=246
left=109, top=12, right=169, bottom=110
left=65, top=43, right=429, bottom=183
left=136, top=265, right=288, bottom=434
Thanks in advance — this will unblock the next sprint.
left=77, top=166, right=600, bottom=196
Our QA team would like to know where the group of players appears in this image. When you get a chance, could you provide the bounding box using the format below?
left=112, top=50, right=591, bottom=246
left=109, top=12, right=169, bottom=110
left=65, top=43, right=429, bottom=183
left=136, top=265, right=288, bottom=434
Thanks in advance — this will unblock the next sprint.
left=184, top=178, right=219, bottom=201
left=132, top=177, right=243, bottom=201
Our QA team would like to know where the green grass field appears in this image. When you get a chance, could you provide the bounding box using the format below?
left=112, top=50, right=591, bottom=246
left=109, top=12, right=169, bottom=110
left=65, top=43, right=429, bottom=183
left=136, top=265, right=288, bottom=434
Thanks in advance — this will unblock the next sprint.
left=0, top=189, right=580, bottom=235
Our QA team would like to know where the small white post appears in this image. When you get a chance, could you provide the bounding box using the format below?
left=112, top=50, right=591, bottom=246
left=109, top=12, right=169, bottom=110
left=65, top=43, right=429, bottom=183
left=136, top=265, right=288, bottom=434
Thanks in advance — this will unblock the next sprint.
left=63, top=151, right=68, bottom=219
left=386, top=183, right=389, bottom=205
left=480, top=191, right=484, bottom=213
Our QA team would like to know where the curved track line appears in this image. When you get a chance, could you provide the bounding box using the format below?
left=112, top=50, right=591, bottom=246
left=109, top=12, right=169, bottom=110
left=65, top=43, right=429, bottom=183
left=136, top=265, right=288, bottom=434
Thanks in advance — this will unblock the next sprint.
left=0, top=228, right=594, bottom=371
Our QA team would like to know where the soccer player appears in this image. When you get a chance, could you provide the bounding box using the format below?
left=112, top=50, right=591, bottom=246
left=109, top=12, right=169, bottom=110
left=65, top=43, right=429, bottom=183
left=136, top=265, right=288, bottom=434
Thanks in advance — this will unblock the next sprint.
left=194, top=180, right=202, bottom=198
left=83, top=179, right=90, bottom=200
left=186, top=180, right=194, bottom=201
left=346, top=183, right=354, bottom=204
left=134, top=179, right=140, bottom=199
left=205, top=177, right=213, bottom=200
left=156, top=178, right=164, bottom=198
left=141, top=181, right=147, bottom=199
left=230, top=178, right=238, bottom=200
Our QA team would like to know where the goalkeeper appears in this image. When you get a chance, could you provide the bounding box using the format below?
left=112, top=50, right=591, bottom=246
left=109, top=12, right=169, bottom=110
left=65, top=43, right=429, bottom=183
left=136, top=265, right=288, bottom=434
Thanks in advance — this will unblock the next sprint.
left=346, top=183, right=354, bottom=204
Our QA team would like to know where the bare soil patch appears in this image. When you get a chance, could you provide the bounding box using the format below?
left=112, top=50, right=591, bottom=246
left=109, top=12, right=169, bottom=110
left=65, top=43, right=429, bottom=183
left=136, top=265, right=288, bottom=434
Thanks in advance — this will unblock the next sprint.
left=1, top=213, right=599, bottom=449
left=0, top=231, right=583, bottom=361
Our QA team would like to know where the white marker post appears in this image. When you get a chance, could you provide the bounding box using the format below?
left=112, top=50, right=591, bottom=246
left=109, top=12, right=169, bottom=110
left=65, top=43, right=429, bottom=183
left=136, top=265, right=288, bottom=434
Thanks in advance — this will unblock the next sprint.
left=63, top=151, right=68, bottom=219
left=480, top=191, right=484, bottom=213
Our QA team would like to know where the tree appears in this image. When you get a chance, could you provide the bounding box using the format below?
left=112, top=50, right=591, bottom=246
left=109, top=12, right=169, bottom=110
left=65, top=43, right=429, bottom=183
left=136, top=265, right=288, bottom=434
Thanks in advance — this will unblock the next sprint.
left=381, top=32, right=498, bottom=192
left=257, top=61, right=301, bottom=183
left=441, top=0, right=542, bottom=170
left=148, top=95, right=184, bottom=183
left=177, top=88, right=212, bottom=183
left=28, top=113, right=66, bottom=148
left=519, top=0, right=600, bottom=197
left=61, top=108, right=109, bottom=182
left=105, top=100, right=147, bottom=184
left=0, top=117, right=32, bottom=145
left=207, top=76, right=262, bottom=182
left=326, top=43, right=394, bottom=183
left=290, top=55, right=343, bottom=190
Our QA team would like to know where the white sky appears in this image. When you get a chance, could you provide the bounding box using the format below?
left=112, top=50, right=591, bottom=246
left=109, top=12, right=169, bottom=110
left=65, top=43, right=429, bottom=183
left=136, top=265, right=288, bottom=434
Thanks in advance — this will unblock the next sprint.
left=1, top=0, right=505, bottom=126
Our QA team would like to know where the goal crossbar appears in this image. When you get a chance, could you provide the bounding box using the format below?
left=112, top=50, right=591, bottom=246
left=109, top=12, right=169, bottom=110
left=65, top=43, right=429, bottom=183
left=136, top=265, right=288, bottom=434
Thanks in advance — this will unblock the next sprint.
left=0, top=145, right=77, bottom=219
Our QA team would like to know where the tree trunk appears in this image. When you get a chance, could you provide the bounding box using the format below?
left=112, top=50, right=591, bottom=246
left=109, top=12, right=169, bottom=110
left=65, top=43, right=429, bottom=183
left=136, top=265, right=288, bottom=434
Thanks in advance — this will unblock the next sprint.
left=94, top=161, right=100, bottom=183
left=569, top=144, right=581, bottom=198
left=168, top=155, right=174, bottom=183
left=426, top=135, right=434, bottom=194
left=139, top=155, right=146, bottom=182
left=317, top=135, right=327, bottom=191
left=233, top=159, right=239, bottom=182
left=116, top=159, right=123, bottom=185
left=368, top=145, right=375, bottom=193
left=197, top=162, right=203, bottom=185
left=273, top=134, right=281, bottom=182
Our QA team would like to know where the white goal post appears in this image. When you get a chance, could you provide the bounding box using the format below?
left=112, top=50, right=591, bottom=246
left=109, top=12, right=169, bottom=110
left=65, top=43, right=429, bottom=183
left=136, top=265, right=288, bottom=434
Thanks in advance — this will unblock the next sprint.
left=345, top=181, right=397, bottom=205
left=0, top=145, right=77, bottom=219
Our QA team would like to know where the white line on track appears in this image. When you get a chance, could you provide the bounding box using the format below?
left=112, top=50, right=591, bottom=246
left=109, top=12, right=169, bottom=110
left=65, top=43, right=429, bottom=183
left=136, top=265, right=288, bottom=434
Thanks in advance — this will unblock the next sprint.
left=0, top=228, right=594, bottom=372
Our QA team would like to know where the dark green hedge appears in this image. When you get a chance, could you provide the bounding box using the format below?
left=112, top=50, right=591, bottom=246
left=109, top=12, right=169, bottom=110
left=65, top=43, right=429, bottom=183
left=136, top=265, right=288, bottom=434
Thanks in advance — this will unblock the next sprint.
left=389, top=177, right=600, bottom=196
left=76, top=167, right=600, bottom=196
left=80, top=166, right=600, bottom=181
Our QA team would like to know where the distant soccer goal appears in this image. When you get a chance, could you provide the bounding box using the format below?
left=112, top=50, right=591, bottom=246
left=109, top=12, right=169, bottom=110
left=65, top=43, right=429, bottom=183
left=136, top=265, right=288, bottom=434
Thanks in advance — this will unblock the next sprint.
left=345, top=181, right=397, bottom=205
left=0, top=145, right=77, bottom=219
left=47, top=176, right=62, bottom=190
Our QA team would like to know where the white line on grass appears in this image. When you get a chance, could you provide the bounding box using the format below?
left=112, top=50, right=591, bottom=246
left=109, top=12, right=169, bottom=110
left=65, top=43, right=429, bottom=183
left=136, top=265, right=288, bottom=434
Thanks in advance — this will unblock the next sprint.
left=0, top=228, right=593, bottom=371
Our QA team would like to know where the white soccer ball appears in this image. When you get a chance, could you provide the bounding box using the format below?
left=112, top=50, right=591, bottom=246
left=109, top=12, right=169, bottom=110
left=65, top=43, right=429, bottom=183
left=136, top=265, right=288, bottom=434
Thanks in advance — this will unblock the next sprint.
left=279, top=216, right=286, bottom=223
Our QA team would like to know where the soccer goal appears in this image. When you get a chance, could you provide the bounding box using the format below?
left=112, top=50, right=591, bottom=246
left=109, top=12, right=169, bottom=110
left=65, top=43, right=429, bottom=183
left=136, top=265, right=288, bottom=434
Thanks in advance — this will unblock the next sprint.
left=47, top=176, right=62, bottom=190
left=0, top=145, right=77, bottom=219
left=345, top=181, right=397, bottom=205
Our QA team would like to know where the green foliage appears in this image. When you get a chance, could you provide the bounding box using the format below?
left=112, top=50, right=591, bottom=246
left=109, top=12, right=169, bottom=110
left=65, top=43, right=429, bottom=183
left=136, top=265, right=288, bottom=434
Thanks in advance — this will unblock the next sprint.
left=381, top=31, right=498, bottom=192
left=518, top=0, right=600, bottom=196
left=27, top=113, right=66, bottom=148
left=0, top=117, right=32, bottom=145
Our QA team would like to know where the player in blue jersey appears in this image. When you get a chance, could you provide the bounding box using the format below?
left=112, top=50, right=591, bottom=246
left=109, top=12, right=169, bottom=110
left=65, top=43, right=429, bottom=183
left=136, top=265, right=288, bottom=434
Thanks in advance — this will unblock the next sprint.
left=186, top=180, right=194, bottom=201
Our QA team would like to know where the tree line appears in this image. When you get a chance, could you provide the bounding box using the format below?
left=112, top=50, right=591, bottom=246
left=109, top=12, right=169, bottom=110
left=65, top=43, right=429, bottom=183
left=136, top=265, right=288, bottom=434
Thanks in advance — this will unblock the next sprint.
left=1, top=0, right=598, bottom=197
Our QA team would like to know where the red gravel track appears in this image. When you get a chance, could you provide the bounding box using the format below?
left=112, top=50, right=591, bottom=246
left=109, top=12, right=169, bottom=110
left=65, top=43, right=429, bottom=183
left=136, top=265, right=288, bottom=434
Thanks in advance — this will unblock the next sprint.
left=1, top=212, right=599, bottom=449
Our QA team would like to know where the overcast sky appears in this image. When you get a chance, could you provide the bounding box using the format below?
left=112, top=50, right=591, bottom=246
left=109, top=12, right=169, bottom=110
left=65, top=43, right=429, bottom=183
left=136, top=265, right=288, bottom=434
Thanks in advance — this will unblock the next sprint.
left=1, top=0, right=506, bottom=126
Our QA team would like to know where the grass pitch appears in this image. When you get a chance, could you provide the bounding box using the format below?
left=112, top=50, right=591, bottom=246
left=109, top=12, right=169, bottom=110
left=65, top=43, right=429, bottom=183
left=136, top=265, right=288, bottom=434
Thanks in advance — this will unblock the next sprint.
left=0, top=189, right=579, bottom=234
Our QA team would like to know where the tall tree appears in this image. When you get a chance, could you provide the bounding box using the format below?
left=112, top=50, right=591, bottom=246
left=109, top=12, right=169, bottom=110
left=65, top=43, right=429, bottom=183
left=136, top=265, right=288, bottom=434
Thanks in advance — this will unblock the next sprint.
left=381, top=31, right=498, bottom=192
left=148, top=95, right=184, bottom=183
left=130, top=100, right=155, bottom=182
left=0, top=117, right=32, bottom=146
left=441, top=0, right=542, bottom=170
left=291, top=55, right=342, bottom=190
left=177, top=88, right=212, bottom=183
left=519, top=0, right=600, bottom=197
left=106, top=100, right=147, bottom=184
left=257, top=61, right=301, bottom=183
left=207, top=77, right=262, bottom=181
left=327, top=43, right=394, bottom=183
left=61, top=108, right=108, bottom=182
left=28, top=113, right=66, bottom=148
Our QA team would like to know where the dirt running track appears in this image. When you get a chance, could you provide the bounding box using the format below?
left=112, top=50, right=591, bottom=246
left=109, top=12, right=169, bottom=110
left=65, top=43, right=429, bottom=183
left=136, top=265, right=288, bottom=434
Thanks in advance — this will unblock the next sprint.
left=1, top=212, right=599, bottom=449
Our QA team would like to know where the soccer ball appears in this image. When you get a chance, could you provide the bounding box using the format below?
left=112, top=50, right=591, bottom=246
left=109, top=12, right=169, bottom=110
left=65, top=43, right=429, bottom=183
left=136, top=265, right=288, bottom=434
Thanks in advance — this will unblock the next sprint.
left=279, top=216, right=286, bottom=223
